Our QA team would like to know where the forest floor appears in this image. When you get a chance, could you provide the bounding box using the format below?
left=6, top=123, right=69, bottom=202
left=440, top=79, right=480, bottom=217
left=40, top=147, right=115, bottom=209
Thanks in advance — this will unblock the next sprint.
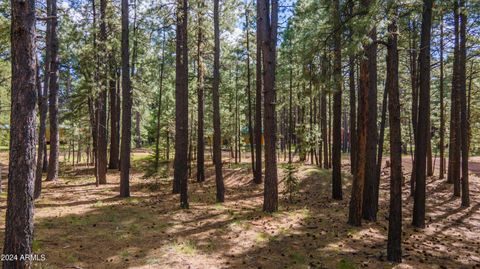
left=0, top=150, right=479, bottom=269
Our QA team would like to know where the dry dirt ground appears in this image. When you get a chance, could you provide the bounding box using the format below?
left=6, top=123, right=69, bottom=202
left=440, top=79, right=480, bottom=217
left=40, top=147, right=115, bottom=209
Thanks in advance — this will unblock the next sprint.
left=0, top=151, right=479, bottom=269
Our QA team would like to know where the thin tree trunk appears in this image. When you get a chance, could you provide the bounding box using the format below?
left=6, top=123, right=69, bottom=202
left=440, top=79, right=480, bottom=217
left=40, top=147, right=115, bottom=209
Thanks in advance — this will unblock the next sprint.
left=439, top=12, right=445, bottom=179
left=155, top=31, right=166, bottom=171
left=412, top=0, right=433, bottom=229
left=288, top=67, right=293, bottom=163
left=120, top=0, right=132, bottom=197
left=35, top=56, right=47, bottom=199
left=108, top=56, right=119, bottom=169
left=331, top=0, right=342, bottom=200
left=376, top=82, right=388, bottom=205
left=254, top=0, right=263, bottom=184
left=213, top=0, right=225, bottom=202
left=196, top=0, right=205, bottom=182
left=459, top=0, right=469, bottom=207
left=349, top=55, right=356, bottom=175
left=46, top=0, right=59, bottom=182
left=97, top=0, right=108, bottom=184
left=246, top=5, right=255, bottom=174
left=3, top=0, right=37, bottom=266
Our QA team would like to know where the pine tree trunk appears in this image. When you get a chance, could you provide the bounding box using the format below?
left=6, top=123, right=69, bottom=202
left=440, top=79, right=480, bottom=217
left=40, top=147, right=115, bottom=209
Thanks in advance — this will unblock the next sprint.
left=376, top=83, right=388, bottom=203
left=213, top=0, right=225, bottom=203
left=196, top=0, right=205, bottom=182
left=120, top=0, right=132, bottom=197
left=459, top=0, right=469, bottom=207
left=439, top=13, right=445, bottom=179
left=331, top=0, right=342, bottom=200
left=260, top=0, right=279, bottom=213
left=362, top=24, right=378, bottom=222
left=46, top=0, right=59, bottom=182
left=412, top=0, right=433, bottom=229
left=246, top=6, right=255, bottom=175
left=97, top=0, right=108, bottom=185
left=35, top=57, right=47, bottom=199
left=108, top=57, right=119, bottom=169
left=3, top=0, right=37, bottom=266
left=349, top=55, right=356, bottom=175
left=174, top=0, right=189, bottom=208
left=155, top=31, right=166, bottom=171
left=386, top=8, right=402, bottom=262
left=288, top=67, right=293, bottom=163
left=409, top=20, right=418, bottom=194
left=321, top=57, right=328, bottom=169
left=253, top=0, right=263, bottom=184
left=448, top=1, right=461, bottom=195
left=348, top=49, right=368, bottom=227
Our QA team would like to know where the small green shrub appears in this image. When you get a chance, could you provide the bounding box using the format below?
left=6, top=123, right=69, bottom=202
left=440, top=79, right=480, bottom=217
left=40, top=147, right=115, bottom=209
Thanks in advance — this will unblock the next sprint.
left=283, top=164, right=299, bottom=202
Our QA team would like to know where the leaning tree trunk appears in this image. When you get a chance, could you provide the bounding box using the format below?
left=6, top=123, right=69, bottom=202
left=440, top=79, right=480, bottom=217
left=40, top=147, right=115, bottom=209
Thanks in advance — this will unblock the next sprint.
left=3, top=0, right=37, bottom=266
left=260, top=0, right=279, bottom=213
left=120, top=0, right=132, bottom=197
left=331, top=0, right=343, bottom=200
left=173, top=0, right=189, bottom=208
left=213, top=0, right=225, bottom=203
left=386, top=6, right=402, bottom=262
left=412, top=0, right=433, bottom=229
left=46, top=0, right=59, bottom=182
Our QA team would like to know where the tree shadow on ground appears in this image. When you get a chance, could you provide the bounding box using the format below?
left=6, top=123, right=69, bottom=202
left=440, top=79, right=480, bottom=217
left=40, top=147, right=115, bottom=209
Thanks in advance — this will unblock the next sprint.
left=1, top=159, right=479, bottom=269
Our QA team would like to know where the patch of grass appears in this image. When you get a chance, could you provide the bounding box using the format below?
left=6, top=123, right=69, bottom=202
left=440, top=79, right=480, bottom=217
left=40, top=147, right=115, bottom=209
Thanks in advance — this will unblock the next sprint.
left=226, top=162, right=250, bottom=169
left=337, top=259, right=357, bottom=269
left=288, top=207, right=310, bottom=219
left=120, top=249, right=131, bottom=258
left=93, top=200, right=104, bottom=208
left=146, top=258, right=160, bottom=265
left=68, top=215, right=93, bottom=226
left=255, top=232, right=271, bottom=243
left=65, top=254, right=79, bottom=264
left=289, top=251, right=306, bottom=264
left=32, top=240, right=42, bottom=252
left=214, top=203, right=225, bottom=210
left=304, top=167, right=330, bottom=178
left=172, top=240, right=197, bottom=255
left=125, top=197, right=140, bottom=205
